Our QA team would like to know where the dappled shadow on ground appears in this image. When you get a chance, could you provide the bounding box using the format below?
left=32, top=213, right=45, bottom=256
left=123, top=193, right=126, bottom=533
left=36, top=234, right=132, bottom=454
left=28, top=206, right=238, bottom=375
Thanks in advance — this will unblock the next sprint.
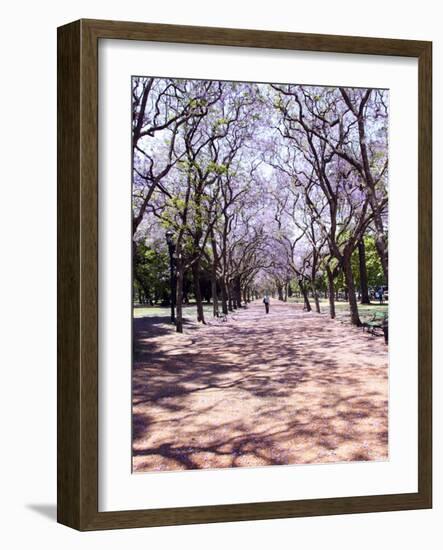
left=132, top=300, right=388, bottom=472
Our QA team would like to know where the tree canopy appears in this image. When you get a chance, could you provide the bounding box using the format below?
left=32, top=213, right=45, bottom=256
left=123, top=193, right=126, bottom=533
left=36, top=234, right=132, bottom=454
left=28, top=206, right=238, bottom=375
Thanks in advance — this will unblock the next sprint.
left=132, top=78, right=388, bottom=330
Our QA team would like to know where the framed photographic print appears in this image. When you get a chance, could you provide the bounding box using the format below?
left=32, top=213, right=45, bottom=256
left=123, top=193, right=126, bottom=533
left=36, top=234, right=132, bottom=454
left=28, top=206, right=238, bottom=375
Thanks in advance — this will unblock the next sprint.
left=57, top=19, right=432, bottom=530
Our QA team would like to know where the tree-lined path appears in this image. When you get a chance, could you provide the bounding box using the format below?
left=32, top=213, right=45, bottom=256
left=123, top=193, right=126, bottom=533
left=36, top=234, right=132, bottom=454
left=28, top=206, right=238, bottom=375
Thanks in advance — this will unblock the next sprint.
left=133, top=300, right=388, bottom=472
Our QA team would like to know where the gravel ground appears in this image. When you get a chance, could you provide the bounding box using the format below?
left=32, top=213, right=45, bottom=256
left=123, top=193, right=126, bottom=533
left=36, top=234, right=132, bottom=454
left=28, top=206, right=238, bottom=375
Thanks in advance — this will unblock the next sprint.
left=132, top=299, right=388, bottom=472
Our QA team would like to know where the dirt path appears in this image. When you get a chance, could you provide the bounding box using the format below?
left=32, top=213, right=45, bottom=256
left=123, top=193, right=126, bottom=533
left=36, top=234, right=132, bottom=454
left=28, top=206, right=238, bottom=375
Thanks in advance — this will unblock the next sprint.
left=133, top=300, right=388, bottom=472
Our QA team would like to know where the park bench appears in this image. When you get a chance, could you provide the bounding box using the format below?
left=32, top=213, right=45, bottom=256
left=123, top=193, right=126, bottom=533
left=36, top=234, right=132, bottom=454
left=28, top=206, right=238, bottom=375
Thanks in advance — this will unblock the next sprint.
left=363, top=311, right=388, bottom=344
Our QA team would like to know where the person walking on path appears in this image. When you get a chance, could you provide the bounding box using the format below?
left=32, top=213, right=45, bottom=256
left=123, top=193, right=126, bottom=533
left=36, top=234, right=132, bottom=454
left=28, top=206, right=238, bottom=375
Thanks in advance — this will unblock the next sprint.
left=263, top=294, right=270, bottom=314
left=376, top=287, right=384, bottom=305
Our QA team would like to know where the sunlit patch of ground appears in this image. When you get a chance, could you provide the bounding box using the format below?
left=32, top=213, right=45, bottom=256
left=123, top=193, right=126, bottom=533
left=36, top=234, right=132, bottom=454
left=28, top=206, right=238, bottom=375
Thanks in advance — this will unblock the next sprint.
left=132, top=300, right=388, bottom=472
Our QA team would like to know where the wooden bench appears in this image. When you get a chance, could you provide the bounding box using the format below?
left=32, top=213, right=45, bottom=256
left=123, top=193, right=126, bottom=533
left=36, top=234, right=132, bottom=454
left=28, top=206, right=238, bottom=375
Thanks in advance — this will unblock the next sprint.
left=363, top=311, right=388, bottom=344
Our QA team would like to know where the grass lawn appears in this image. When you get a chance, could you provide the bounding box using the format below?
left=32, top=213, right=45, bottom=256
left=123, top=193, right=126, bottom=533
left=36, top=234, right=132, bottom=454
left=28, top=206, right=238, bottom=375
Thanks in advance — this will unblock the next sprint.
left=133, top=302, right=216, bottom=321
left=287, top=297, right=388, bottom=324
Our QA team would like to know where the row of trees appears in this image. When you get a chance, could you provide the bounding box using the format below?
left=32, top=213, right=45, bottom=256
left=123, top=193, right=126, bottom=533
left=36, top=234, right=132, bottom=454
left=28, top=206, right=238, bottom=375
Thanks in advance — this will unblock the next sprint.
left=132, top=78, right=388, bottom=331
left=134, top=235, right=384, bottom=304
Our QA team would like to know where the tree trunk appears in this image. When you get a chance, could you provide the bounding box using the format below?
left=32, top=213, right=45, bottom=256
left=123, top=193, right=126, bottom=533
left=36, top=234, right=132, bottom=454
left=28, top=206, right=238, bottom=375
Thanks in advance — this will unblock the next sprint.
left=311, top=281, right=321, bottom=313
left=343, top=255, right=361, bottom=326
left=210, top=232, right=220, bottom=317
left=234, top=276, right=242, bottom=308
left=358, top=238, right=370, bottom=304
left=220, top=277, right=229, bottom=314
left=326, top=266, right=336, bottom=319
left=300, top=281, right=312, bottom=312
left=192, top=260, right=206, bottom=324
left=242, top=286, right=248, bottom=305
left=211, top=272, right=219, bottom=317
left=175, top=256, right=184, bottom=333
left=227, top=283, right=234, bottom=311
left=277, top=283, right=284, bottom=301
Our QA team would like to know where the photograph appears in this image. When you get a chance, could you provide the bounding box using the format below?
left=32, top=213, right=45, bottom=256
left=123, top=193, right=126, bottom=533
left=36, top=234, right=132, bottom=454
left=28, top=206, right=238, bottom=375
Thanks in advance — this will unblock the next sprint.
left=131, top=76, right=389, bottom=473
left=1, top=0, right=436, bottom=538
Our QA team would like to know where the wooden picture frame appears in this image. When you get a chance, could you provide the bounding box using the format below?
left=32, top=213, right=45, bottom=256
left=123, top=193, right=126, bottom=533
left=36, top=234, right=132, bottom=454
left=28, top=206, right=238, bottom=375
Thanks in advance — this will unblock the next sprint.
left=57, top=18, right=432, bottom=530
